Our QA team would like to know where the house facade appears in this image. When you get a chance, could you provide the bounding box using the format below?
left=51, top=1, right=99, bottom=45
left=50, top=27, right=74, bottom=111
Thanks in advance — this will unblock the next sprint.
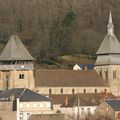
left=95, top=100, right=120, bottom=120
left=0, top=88, right=52, bottom=120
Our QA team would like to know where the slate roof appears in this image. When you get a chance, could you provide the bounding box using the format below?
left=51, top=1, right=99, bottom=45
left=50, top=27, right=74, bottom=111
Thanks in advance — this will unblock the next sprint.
left=35, top=70, right=107, bottom=87
left=106, top=99, right=120, bottom=111
left=49, top=93, right=116, bottom=107
left=95, top=12, right=120, bottom=65
left=96, top=35, right=120, bottom=55
left=96, top=11, right=120, bottom=55
left=95, top=54, right=120, bottom=65
left=0, top=88, right=51, bottom=102
left=0, top=35, right=34, bottom=60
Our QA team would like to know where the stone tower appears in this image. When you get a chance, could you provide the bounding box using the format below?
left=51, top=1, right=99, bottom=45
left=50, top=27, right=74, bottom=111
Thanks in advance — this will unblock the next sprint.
left=0, top=35, right=35, bottom=90
left=95, top=11, right=120, bottom=95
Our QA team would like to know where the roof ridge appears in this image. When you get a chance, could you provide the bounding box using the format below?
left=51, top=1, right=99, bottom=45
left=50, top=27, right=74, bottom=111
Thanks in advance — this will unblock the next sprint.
left=19, top=88, right=26, bottom=98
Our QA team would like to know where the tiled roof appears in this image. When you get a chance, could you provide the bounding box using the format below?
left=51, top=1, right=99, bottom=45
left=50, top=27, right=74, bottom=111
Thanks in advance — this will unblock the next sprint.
left=0, top=35, right=34, bottom=60
left=35, top=70, right=107, bottom=87
left=0, top=88, right=51, bottom=102
left=50, top=93, right=116, bottom=107
left=106, top=99, right=120, bottom=111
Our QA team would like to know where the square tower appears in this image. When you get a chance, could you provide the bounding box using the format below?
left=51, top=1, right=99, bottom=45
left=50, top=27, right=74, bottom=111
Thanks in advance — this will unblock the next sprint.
left=95, top=11, right=120, bottom=95
left=0, top=35, right=35, bottom=90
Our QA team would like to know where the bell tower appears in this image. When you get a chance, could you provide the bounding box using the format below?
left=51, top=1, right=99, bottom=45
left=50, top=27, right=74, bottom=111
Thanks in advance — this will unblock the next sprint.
left=0, top=35, right=35, bottom=90
left=95, top=11, right=120, bottom=95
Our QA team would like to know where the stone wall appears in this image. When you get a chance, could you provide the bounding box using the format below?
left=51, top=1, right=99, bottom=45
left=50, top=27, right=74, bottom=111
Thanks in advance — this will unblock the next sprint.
left=36, top=87, right=109, bottom=95
left=95, top=65, right=120, bottom=95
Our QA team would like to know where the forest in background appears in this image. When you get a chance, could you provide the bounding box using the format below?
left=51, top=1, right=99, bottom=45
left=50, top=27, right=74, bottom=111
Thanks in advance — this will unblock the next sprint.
left=0, top=0, right=120, bottom=67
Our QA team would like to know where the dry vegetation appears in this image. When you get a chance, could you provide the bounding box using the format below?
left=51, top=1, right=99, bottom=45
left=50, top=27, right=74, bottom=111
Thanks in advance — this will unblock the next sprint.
left=0, top=0, right=120, bottom=67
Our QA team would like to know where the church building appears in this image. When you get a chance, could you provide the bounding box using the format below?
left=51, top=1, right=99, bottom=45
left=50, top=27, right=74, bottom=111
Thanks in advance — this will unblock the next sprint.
left=95, top=11, right=120, bottom=95
left=0, top=11, right=119, bottom=96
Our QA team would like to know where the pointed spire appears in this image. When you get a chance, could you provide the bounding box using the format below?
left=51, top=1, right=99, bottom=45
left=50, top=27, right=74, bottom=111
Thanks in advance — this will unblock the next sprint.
left=107, top=11, right=114, bottom=35
left=109, top=11, right=113, bottom=23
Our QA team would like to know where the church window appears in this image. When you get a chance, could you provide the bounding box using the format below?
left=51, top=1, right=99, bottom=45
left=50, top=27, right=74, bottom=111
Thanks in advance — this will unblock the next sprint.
left=113, top=70, right=116, bottom=79
left=72, top=89, right=75, bottom=94
left=105, top=70, right=108, bottom=79
left=95, top=89, right=97, bottom=93
left=99, top=70, right=102, bottom=77
left=19, top=74, right=24, bottom=79
left=83, top=89, right=86, bottom=93
left=49, top=89, right=52, bottom=94
left=61, top=88, right=63, bottom=94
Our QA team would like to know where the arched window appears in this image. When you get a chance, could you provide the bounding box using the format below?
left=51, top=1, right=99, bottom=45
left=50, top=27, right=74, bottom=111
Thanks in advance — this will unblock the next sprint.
left=49, top=89, right=52, bottom=94
left=61, top=89, right=63, bottom=94
left=84, top=89, right=86, bottom=93
left=72, top=89, right=75, bottom=94
left=113, top=70, right=116, bottom=79
left=99, top=70, right=102, bottom=77
left=95, top=89, right=97, bottom=93
left=104, top=70, right=108, bottom=79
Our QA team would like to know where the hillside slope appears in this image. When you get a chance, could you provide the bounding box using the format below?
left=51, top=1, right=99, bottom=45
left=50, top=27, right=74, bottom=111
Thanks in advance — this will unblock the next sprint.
left=0, top=0, right=120, bottom=59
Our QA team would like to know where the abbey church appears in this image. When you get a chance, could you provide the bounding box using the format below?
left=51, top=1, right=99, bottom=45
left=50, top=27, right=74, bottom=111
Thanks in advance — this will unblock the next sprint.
left=0, top=11, right=120, bottom=97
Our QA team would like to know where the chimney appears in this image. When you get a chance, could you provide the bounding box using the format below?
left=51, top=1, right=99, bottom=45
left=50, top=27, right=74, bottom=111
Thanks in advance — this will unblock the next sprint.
left=64, top=96, right=68, bottom=106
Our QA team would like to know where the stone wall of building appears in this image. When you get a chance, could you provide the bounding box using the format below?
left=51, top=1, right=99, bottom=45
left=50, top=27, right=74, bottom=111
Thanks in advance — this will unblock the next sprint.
left=95, top=101, right=115, bottom=119
left=0, top=70, right=35, bottom=90
left=95, top=65, right=120, bottom=95
left=0, top=102, right=16, bottom=120
left=36, top=87, right=109, bottom=95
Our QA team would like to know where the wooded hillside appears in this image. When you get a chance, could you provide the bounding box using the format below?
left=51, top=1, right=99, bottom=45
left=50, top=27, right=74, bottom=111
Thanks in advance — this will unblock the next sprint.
left=0, top=0, right=120, bottom=61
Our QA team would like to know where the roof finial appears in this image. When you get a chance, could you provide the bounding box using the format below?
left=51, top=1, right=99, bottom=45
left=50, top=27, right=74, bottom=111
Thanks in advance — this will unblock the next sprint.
left=109, top=10, right=113, bottom=23
left=107, top=10, right=114, bottom=35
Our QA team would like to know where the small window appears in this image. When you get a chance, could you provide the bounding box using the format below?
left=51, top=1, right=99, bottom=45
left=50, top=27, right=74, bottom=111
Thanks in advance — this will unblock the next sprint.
left=72, top=89, right=75, bottom=94
left=47, top=102, right=51, bottom=108
left=26, top=103, right=30, bottom=108
left=105, top=70, right=108, bottom=79
left=99, top=70, right=102, bottom=77
left=19, top=74, right=24, bottom=79
left=40, top=103, right=43, bottom=108
left=33, top=103, right=36, bottom=108
left=84, top=89, right=86, bottom=93
left=49, top=89, right=52, bottom=94
left=61, top=89, right=63, bottom=94
left=95, top=89, right=97, bottom=93
left=20, top=104, right=23, bottom=108
left=20, top=113, right=23, bottom=120
left=87, top=108, right=90, bottom=114
left=27, top=113, right=30, bottom=120
left=113, top=70, right=116, bottom=79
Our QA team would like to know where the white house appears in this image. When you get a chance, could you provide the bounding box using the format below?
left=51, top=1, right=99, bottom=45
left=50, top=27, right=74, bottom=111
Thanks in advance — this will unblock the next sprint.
left=73, top=64, right=81, bottom=70
left=0, top=88, right=53, bottom=120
